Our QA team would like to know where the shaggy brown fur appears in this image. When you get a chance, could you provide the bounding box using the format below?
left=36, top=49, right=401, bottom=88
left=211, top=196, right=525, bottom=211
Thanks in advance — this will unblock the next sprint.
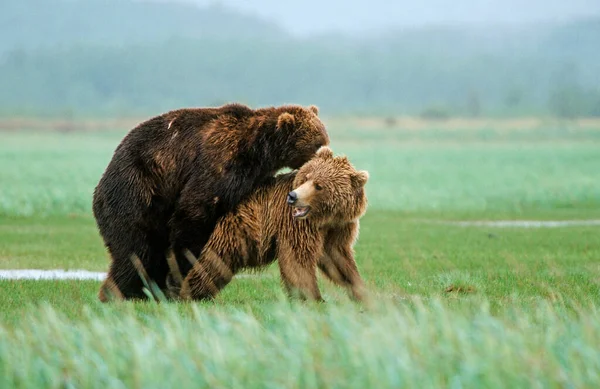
left=93, top=103, right=329, bottom=302
left=167, top=146, right=369, bottom=302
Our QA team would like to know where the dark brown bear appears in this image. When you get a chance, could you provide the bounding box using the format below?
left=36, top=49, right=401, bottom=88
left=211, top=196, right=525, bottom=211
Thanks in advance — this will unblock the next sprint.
left=167, top=146, right=369, bottom=303
left=93, top=103, right=329, bottom=301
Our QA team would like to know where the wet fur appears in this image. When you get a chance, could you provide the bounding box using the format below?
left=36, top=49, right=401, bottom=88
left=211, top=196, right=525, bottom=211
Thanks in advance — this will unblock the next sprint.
left=93, top=103, right=329, bottom=302
left=168, top=148, right=369, bottom=302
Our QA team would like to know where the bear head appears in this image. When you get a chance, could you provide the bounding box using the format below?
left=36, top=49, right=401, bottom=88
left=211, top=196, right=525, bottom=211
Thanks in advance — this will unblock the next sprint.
left=275, top=105, right=330, bottom=169
left=287, top=146, right=369, bottom=224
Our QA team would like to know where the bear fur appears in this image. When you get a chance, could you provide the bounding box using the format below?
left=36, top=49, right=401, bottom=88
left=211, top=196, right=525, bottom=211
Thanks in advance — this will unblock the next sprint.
left=166, top=146, right=369, bottom=302
left=93, top=103, right=330, bottom=302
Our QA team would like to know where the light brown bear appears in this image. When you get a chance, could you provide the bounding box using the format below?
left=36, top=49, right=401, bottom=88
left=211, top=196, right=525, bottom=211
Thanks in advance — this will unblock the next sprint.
left=166, top=146, right=369, bottom=302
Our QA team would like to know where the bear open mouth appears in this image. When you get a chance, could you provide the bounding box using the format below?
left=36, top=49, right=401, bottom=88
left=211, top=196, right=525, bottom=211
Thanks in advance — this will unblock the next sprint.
left=292, top=206, right=310, bottom=219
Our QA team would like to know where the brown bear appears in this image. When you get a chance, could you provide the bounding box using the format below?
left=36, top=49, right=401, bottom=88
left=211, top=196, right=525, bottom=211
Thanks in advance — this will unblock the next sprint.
left=93, top=103, right=329, bottom=302
left=166, top=146, right=369, bottom=303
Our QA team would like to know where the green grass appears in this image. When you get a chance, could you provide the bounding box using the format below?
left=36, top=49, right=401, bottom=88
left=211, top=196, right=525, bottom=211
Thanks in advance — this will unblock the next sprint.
left=2, top=125, right=600, bottom=217
left=2, top=300, right=600, bottom=388
left=1, top=120, right=600, bottom=387
left=1, top=211, right=600, bottom=307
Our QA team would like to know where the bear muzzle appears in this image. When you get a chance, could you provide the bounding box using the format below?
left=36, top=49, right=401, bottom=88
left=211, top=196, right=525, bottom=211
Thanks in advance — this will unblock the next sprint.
left=287, top=191, right=311, bottom=219
left=292, top=205, right=311, bottom=219
left=287, top=191, right=297, bottom=205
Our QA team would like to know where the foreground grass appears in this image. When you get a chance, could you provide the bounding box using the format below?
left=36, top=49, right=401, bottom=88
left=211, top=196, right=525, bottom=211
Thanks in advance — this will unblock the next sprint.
left=1, top=300, right=599, bottom=388
left=1, top=121, right=600, bottom=386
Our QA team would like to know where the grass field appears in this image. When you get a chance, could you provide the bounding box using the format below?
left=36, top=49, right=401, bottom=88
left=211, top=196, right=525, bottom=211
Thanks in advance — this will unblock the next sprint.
left=1, top=118, right=600, bottom=388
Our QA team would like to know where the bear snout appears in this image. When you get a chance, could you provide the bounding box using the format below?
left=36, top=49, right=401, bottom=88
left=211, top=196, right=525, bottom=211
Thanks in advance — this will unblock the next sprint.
left=287, top=191, right=297, bottom=205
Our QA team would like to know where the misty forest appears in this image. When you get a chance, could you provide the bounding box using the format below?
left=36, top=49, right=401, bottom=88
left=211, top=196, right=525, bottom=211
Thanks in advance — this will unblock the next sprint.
left=1, top=0, right=599, bottom=118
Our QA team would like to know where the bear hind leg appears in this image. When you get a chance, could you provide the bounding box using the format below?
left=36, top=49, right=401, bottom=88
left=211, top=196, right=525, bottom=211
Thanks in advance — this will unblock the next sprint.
left=179, top=249, right=234, bottom=300
left=98, top=228, right=170, bottom=302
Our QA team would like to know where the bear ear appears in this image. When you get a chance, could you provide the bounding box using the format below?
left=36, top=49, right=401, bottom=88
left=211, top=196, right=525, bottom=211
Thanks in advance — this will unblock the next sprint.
left=351, top=170, right=369, bottom=187
left=308, top=105, right=319, bottom=116
left=277, top=112, right=296, bottom=130
left=316, top=146, right=333, bottom=159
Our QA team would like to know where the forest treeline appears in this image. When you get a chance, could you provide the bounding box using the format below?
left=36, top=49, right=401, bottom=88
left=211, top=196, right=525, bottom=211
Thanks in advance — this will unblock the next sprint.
left=1, top=0, right=599, bottom=117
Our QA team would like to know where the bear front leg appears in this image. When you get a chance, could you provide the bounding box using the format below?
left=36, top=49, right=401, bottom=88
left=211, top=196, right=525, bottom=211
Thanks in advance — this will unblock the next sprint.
left=169, top=170, right=259, bottom=281
left=169, top=188, right=220, bottom=281
left=318, top=251, right=366, bottom=302
left=319, top=224, right=367, bottom=302
left=277, top=240, right=324, bottom=302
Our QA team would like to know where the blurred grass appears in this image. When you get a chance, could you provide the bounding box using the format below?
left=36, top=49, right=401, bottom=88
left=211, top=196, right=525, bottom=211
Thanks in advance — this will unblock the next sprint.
left=1, top=300, right=600, bottom=388
left=1, top=119, right=600, bottom=387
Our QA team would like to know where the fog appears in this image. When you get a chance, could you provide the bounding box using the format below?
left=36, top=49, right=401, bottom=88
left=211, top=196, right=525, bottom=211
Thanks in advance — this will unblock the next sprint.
left=188, top=0, right=600, bottom=35
left=1, top=0, right=599, bottom=117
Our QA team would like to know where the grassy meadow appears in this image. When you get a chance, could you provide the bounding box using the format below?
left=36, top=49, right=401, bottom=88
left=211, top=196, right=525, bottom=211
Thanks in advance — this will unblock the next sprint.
left=1, top=117, right=600, bottom=388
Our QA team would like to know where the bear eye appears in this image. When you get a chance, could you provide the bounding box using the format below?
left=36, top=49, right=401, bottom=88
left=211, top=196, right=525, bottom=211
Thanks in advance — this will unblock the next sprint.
left=314, top=183, right=323, bottom=191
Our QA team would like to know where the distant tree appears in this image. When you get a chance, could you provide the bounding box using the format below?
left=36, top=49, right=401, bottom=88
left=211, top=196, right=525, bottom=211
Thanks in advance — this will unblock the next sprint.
left=0, top=4, right=599, bottom=117
left=466, top=89, right=481, bottom=117
left=504, top=87, right=523, bottom=110
left=420, top=106, right=451, bottom=120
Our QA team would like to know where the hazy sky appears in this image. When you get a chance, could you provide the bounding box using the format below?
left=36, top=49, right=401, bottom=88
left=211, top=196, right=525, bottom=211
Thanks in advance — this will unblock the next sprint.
left=186, top=0, right=600, bottom=35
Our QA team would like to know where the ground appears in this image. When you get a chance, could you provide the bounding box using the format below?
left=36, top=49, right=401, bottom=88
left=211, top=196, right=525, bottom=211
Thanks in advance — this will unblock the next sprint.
left=0, top=118, right=599, bottom=387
